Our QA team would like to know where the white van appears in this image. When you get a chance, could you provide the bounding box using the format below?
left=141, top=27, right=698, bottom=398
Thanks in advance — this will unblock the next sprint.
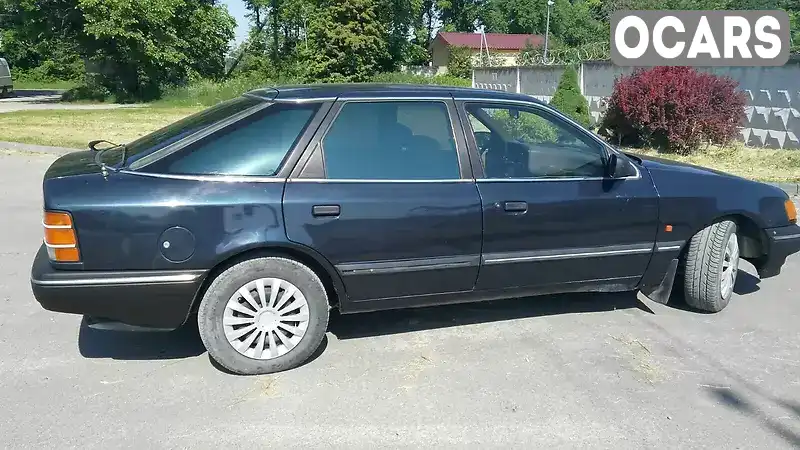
left=0, top=58, right=13, bottom=97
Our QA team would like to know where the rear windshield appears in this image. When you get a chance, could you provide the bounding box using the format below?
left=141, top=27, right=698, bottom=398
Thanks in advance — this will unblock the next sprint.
left=124, top=96, right=267, bottom=166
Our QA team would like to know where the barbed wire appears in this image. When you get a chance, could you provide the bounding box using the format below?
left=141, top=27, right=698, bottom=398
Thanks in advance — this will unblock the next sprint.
left=478, top=38, right=799, bottom=66
left=514, top=41, right=611, bottom=66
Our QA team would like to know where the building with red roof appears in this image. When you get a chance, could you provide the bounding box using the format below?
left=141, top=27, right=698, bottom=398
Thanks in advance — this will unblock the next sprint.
left=430, top=31, right=544, bottom=73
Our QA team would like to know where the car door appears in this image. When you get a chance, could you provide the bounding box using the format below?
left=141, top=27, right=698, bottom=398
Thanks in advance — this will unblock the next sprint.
left=283, top=98, right=483, bottom=307
left=456, top=100, right=660, bottom=292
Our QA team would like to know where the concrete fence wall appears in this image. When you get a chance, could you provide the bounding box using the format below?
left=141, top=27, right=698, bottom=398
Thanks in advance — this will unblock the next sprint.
left=473, top=60, right=800, bottom=150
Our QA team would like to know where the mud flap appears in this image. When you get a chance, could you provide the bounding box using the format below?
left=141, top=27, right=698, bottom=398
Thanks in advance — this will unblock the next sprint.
left=640, top=258, right=678, bottom=305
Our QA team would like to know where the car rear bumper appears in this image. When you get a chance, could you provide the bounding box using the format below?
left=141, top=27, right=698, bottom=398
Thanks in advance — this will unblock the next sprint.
left=30, top=244, right=207, bottom=329
left=753, top=224, right=800, bottom=278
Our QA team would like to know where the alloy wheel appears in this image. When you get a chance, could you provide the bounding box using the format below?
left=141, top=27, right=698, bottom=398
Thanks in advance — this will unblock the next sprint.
left=720, top=233, right=740, bottom=299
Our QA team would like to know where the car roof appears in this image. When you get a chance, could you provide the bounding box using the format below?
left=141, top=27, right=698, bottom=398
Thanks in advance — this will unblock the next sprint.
left=244, top=83, right=544, bottom=104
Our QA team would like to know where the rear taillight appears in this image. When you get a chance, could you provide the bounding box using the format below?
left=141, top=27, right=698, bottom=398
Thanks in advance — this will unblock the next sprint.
left=43, top=211, right=80, bottom=262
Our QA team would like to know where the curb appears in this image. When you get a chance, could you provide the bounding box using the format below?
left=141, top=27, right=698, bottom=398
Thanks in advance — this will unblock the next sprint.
left=0, top=141, right=79, bottom=156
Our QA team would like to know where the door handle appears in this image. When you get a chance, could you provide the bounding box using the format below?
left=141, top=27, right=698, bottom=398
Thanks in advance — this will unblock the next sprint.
left=312, top=205, right=340, bottom=217
left=503, top=201, right=528, bottom=213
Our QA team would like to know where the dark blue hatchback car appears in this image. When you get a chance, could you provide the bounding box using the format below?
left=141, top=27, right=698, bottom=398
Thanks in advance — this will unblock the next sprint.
left=31, top=84, right=800, bottom=374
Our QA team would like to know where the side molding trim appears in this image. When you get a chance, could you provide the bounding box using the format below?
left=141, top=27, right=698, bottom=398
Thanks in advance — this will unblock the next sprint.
left=31, top=271, right=206, bottom=287
left=337, top=255, right=481, bottom=276
left=482, top=243, right=654, bottom=265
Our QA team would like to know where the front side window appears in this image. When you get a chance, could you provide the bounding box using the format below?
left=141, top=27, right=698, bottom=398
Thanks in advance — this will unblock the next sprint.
left=135, top=102, right=320, bottom=177
left=465, top=103, right=607, bottom=179
left=321, top=101, right=460, bottom=180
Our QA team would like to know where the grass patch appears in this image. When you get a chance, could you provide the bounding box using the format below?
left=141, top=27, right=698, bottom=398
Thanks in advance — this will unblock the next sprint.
left=154, top=75, right=300, bottom=108
left=630, top=145, right=800, bottom=183
left=10, top=79, right=78, bottom=91
left=0, top=107, right=202, bottom=149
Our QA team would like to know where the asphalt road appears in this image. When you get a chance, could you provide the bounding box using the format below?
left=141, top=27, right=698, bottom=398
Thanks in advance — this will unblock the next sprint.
left=1, top=150, right=799, bottom=449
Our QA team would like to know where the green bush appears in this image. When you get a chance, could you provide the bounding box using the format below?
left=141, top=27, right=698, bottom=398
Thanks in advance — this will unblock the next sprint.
left=549, top=66, right=591, bottom=128
left=599, top=66, right=746, bottom=154
left=61, top=75, right=112, bottom=102
left=11, top=60, right=83, bottom=90
left=10, top=57, right=85, bottom=86
left=447, top=46, right=473, bottom=80
left=491, top=109, right=558, bottom=144
left=155, top=73, right=302, bottom=107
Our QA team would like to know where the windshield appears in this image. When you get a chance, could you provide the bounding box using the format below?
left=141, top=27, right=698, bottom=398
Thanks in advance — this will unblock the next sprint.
left=122, top=96, right=267, bottom=166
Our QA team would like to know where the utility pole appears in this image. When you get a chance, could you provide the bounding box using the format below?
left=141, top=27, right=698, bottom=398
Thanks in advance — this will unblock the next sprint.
left=544, top=0, right=554, bottom=63
left=479, top=26, right=489, bottom=66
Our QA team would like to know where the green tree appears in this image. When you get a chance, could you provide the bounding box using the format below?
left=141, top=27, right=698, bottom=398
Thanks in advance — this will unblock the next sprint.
left=234, top=0, right=314, bottom=73
left=479, top=0, right=605, bottom=48
left=303, top=0, right=389, bottom=82
left=78, top=0, right=235, bottom=101
left=0, top=0, right=85, bottom=79
left=417, top=0, right=438, bottom=49
left=406, top=24, right=434, bottom=66
left=375, top=0, right=422, bottom=70
left=516, top=39, right=539, bottom=65
left=479, top=0, right=541, bottom=35
left=437, top=0, right=480, bottom=32
left=447, top=45, right=473, bottom=79
left=1, top=0, right=235, bottom=100
left=492, top=109, right=559, bottom=144
left=549, top=66, right=591, bottom=127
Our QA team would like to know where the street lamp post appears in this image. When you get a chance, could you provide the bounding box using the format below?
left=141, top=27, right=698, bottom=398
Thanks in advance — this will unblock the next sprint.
left=543, top=0, right=554, bottom=63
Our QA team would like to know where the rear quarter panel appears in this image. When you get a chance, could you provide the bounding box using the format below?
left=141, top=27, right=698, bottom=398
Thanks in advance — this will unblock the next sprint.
left=43, top=172, right=288, bottom=271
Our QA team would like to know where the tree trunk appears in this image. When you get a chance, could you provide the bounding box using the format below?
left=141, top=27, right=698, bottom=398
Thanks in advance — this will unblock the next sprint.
left=271, top=0, right=280, bottom=65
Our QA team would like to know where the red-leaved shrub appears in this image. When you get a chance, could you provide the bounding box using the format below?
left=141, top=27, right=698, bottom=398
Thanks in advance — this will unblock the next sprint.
left=599, top=66, right=747, bottom=154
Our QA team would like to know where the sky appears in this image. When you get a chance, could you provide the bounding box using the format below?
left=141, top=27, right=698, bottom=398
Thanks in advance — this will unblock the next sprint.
left=221, top=0, right=250, bottom=45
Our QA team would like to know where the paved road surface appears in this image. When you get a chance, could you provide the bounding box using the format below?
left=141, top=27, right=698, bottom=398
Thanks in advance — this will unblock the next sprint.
left=1, top=151, right=799, bottom=449
left=0, top=90, right=140, bottom=113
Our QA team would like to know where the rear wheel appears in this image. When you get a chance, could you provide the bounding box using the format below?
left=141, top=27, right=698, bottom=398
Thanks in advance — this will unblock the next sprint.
left=682, top=220, right=740, bottom=312
left=197, top=257, right=330, bottom=375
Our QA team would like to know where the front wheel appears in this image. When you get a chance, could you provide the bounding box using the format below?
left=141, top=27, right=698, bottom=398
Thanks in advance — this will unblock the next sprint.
left=197, top=257, right=330, bottom=375
left=682, top=220, right=740, bottom=312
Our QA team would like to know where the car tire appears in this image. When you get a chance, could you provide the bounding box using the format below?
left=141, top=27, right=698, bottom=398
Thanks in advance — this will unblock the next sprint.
left=682, top=220, right=740, bottom=313
left=197, top=256, right=330, bottom=375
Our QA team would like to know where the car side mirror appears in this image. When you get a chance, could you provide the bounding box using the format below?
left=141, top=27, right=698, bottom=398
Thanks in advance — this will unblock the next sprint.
left=605, top=153, right=619, bottom=178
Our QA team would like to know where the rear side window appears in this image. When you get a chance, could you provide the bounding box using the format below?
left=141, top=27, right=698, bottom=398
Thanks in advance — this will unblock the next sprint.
left=125, top=96, right=266, bottom=164
left=135, top=102, right=320, bottom=177
left=321, top=101, right=460, bottom=180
